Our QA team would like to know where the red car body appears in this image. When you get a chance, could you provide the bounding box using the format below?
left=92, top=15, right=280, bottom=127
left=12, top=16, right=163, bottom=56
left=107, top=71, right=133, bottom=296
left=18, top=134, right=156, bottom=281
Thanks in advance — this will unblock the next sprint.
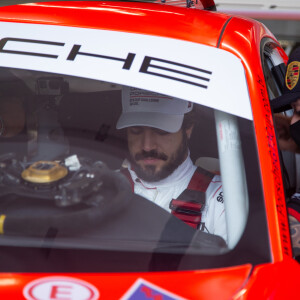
left=0, top=1, right=299, bottom=299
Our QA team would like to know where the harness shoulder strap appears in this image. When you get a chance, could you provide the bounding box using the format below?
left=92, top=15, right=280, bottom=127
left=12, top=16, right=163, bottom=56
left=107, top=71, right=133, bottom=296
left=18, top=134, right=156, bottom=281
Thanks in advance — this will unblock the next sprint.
left=120, top=168, right=134, bottom=191
left=122, top=166, right=215, bottom=230
left=170, top=167, right=214, bottom=229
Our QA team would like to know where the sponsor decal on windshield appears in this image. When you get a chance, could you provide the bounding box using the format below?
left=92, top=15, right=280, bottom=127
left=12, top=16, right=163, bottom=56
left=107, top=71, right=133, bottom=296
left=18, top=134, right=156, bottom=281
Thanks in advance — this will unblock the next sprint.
left=0, top=22, right=252, bottom=120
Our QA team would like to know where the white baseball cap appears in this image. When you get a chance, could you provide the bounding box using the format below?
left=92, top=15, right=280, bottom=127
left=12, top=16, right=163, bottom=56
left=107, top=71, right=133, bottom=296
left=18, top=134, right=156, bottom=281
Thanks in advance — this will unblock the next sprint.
left=116, top=87, right=193, bottom=133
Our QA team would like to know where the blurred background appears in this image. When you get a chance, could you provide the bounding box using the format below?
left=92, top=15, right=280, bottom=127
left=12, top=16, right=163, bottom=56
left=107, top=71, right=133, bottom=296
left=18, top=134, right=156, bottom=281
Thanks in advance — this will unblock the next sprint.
left=217, top=0, right=300, bottom=55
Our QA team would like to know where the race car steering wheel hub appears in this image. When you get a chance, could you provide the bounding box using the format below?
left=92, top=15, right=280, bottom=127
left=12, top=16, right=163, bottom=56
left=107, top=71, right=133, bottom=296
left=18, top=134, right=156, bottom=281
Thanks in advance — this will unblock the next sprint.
left=21, top=160, right=68, bottom=184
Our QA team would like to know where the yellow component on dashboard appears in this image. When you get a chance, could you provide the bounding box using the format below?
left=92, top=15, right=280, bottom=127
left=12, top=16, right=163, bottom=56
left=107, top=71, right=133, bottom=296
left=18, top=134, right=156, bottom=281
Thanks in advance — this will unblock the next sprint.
left=21, top=161, right=68, bottom=184
left=0, top=214, right=6, bottom=234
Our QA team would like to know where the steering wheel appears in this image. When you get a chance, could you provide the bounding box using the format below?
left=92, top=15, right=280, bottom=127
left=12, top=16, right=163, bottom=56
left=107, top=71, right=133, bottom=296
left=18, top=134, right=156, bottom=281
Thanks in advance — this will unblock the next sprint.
left=0, top=155, right=132, bottom=237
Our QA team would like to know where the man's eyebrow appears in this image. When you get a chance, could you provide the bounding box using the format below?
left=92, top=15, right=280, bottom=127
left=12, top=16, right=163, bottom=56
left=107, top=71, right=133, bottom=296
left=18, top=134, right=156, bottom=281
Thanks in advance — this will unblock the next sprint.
left=128, top=126, right=143, bottom=133
left=152, top=128, right=170, bottom=135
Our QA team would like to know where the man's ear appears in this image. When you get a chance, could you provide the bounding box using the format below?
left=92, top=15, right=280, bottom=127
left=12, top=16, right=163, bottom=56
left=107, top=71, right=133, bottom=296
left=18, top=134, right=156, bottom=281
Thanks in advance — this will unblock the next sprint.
left=185, top=124, right=194, bottom=139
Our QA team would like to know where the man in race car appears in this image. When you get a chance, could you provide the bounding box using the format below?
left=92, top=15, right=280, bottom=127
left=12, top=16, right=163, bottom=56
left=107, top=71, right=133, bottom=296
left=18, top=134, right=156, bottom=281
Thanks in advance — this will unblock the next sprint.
left=116, top=87, right=226, bottom=242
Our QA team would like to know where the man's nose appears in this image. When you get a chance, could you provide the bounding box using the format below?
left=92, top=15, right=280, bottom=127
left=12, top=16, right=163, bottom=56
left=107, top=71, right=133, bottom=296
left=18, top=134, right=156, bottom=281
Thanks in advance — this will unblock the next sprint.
left=141, top=128, right=157, bottom=151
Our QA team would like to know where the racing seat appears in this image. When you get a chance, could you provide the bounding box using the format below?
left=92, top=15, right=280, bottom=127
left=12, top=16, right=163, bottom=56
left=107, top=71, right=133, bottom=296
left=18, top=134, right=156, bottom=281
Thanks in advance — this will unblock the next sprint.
left=195, top=157, right=220, bottom=174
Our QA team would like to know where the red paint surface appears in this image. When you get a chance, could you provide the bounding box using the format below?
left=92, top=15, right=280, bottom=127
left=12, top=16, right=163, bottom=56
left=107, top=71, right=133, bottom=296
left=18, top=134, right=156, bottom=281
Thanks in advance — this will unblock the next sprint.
left=0, top=2, right=297, bottom=299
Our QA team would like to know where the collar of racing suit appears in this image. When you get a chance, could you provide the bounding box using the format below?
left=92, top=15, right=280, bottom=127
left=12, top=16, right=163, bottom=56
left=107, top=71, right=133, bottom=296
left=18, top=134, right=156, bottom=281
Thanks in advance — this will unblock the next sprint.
left=121, top=154, right=220, bottom=231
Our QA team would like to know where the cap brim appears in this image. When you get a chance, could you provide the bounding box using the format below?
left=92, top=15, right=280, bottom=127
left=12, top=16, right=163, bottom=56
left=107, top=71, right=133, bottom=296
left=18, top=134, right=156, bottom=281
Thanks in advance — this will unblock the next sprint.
left=271, top=92, right=300, bottom=113
left=116, top=111, right=184, bottom=133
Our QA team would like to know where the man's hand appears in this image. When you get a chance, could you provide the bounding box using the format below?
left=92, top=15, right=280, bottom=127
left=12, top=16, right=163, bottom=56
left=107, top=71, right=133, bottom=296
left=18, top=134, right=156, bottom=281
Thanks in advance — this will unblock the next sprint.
left=291, top=98, right=300, bottom=125
left=289, top=215, right=300, bottom=257
left=274, top=113, right=299, bottom=152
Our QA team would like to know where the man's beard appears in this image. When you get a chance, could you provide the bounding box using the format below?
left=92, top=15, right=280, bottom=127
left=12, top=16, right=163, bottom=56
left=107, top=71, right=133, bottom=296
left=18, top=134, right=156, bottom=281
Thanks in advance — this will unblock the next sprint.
left=129, top=132, right=188, bottom=182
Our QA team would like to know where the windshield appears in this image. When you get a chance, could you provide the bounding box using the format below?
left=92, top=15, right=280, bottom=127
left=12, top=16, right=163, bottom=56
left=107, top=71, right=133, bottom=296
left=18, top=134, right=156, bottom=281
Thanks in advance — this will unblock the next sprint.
left=0, top=23, right=270, bottom=272
left=0, top=68, right=270, bottom=272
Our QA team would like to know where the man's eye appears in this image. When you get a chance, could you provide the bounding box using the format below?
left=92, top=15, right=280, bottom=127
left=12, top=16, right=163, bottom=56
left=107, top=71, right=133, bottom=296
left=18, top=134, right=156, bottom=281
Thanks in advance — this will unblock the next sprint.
left=128, top=127, right=143, bottom=134
left=153, top=128, right=169, bottom=135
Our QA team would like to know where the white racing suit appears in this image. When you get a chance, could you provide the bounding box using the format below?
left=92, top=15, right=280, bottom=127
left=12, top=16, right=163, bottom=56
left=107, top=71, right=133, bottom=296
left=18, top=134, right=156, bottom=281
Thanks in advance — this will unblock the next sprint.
left=122, top=155, right=227, bottom=242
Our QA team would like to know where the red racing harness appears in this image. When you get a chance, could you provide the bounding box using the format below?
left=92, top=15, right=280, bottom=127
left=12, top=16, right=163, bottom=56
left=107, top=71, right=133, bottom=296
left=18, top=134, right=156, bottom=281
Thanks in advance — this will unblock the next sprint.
left=121, top=167, right=214, bottom=229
